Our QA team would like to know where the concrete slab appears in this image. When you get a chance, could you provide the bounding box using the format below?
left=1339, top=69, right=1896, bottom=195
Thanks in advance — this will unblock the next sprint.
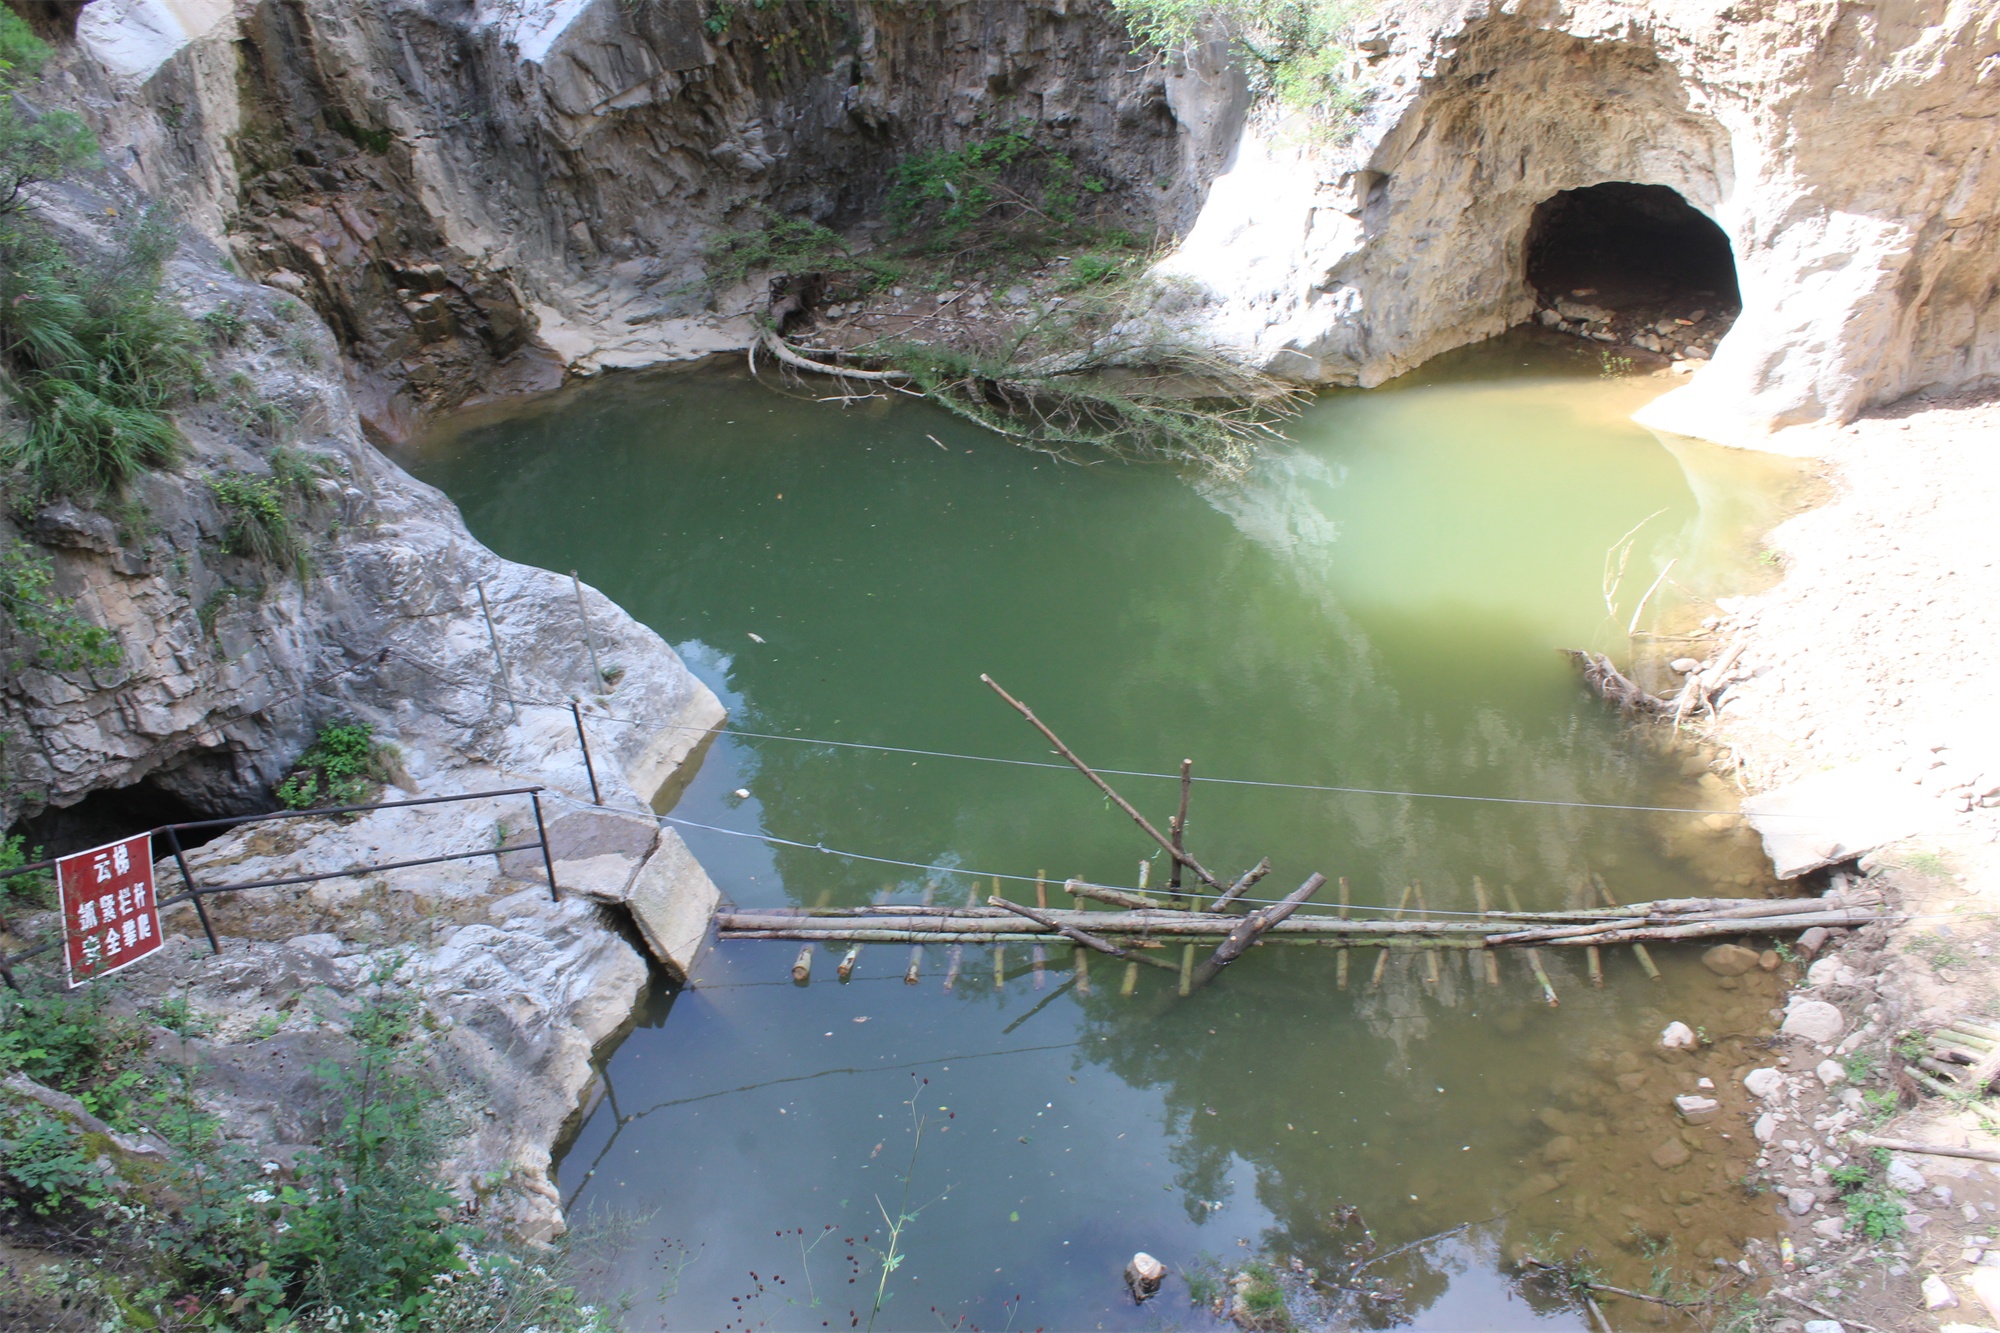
left=624, top=828, right=719, bottom=982
left=1742, top=759, right=1938, bottom=878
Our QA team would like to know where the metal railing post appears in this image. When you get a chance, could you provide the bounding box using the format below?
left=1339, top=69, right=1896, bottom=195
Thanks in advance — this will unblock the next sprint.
left=530, top=790, right=560, bottom=902
left=570, top=702, right=603, bottom=806
left=164, top=825, right=222, bottom=954
left=571, top=571, right=606, bottom=688
left=476, top=580, right=518, bottom=722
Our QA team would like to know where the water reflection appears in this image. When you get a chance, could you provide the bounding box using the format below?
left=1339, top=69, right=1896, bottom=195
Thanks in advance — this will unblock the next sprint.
left=401, top=334, right=1802, bottom=1330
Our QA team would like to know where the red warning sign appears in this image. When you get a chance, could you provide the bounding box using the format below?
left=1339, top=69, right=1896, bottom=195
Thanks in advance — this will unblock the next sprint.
left=57, top=833, right=164, bottom=987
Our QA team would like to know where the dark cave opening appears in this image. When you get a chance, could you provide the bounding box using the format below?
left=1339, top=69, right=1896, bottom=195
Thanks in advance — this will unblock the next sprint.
left=11, top=779, right=232, bottom=864
left=1524, top=182, right=1740, bottom=312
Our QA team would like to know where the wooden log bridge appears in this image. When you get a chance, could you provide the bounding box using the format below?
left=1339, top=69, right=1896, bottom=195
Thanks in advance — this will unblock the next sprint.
left=722, top=676, right=1887, bottom=995
left=717, top=890, right=1883, bottom=949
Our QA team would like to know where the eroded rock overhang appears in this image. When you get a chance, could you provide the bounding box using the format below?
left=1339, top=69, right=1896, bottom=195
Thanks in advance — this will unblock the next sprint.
left=1160, top=0, right=2000, bottom=447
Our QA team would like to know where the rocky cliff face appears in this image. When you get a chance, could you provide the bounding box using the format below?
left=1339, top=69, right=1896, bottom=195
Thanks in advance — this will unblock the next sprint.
left=1160, top=0, right=2000, bottom=442
left=55, top=0, right=1213, bottom=439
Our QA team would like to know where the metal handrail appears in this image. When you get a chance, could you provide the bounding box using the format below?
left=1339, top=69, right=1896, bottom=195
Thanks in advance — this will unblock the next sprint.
left=0, top=786, right=560, bottom=989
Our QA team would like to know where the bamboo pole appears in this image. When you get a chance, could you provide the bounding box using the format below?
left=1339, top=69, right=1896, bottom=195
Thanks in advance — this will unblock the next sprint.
left=1032, top=871, right=1047, bottom=986
left=1336, top=876, right=1351, bottom=991
left=838, top=944, right=861, bottom=982
left=1121, top=961, right=1140, bottom=996
left=1205, top=857, right=1271, bottom=914
left=944, top=944, right=962, bottom=990
left=1473, top=878, right=1500, bottom=986
left=989, top=897, right=1178, bottom=970
left=1070, top=884, right=1166, bottom=910
left=1179, top=943, right=1195, bottom=997
left=1504, top=884, right=1558, bottom=1006
left=1370, top=885, right=1413, bottom=991
left=906, top=881, right=933, bottom=985
left=981, top=675, right=1227, bottom=891
left=1071, top=878, right=1090, bottom=995
left=1594, top=873, right=1659, bottom=980
left=1169, top=758, right=1192, bottom=903
left=792, top=946, right=813, bottom=983
left=1414, top=882, right=1440, bottom=991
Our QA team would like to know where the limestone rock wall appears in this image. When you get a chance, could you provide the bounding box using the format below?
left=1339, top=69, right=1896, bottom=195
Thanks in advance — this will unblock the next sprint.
left=1, top=176, right=722, bottom=831
left=1160, top=0, right=2000, bottom=441
left=54, top=0, right=1202, bottom=436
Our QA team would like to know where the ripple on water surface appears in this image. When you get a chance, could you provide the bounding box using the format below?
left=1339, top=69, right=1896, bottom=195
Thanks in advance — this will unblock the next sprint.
left=401, top=331, right=1809, bottom=1330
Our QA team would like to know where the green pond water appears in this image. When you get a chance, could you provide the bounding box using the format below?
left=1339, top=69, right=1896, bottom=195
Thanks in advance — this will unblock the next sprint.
left=401, top=330, right=1809, bottom=1331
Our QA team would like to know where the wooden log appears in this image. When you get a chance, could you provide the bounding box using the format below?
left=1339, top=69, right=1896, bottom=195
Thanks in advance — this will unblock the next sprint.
left=995, top=943, right=1006, bottom=989
left=982, top=675, right=1226, bottom=890
left=988, top=896, right=1178, bottom=970
left=838, top=944, right=861, bottom=982
left=1587, top=946, right=1603, bottom=988
left=1179, top=943, right=1195, bottom=997
left=944, top=944, right=962, bottom=990
left=792, top=946, right=813, bottom=983
left=1121, top=961, right=1140, bottom=996
left=1205, top=857, right=1271, bottom=914
left=1031, top=943, right=1046, bottom=990
left=1069, top=882, right=1166, bottom=911
left=1336, top=876, right=1351, bottom=991
left=1854, top=1136, right=2000, bottom=1166
left=1370, top=885, right=1413, bottom=991
left=1192, top=874, right=1326, bottom=990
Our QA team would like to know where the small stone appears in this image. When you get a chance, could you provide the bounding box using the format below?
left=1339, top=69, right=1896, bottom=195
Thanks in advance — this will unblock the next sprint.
left=1815, top=1060, right=1846, bottom=1087
left=1670, top=657, right=1702, bottom=673
left=1755, top=1112, right=1780, bottom=1143
left=1782, top=1000, right=1846, bottom=1045
left=1887, top=1158, right=1929, bottom=1192
left=1812, top=1217, right=1847, bottom=1240
left=1760, top=950, right=1782, bottom=970
left=1652, top=1139, right=1693, bottom=1169
left=1660, top=1021, right=1697, bottom=1049
left=1806, top=957, right=1845, bottom=987
left=1676, top=1094, right=1721, bottom=1120
left=1543, top=1135, right=1577, bottom=1164
left=1924, top=1274, right=1960, bottom=1310
left=1683, top=344, right=1711, bottom=360
left=1801, top=1320, right=1842, bottom=1333
left=1965, top=1248, right=1985, bottom=1265
left=1704, top=944, right=1761, bottom=976
left=1697, top=1077, right=1715, bottom=1090
left=1125, top=1252, right=1165, bottom=1301
left=1745, top=1067, right=1785, bottom=1098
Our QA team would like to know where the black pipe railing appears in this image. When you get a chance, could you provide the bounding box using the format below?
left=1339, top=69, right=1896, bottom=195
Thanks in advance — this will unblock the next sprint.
left=0, top=786, right=560, bottom=990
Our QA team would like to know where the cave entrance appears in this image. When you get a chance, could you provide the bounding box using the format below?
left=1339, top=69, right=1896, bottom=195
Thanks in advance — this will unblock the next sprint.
left=1524, top=182, right=1739, bottom=314
left=10, top=779, right=232, bottom=864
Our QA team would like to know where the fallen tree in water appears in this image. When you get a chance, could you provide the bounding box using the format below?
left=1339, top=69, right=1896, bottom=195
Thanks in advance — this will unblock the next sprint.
left=754, top=271, right=1304, bottom=477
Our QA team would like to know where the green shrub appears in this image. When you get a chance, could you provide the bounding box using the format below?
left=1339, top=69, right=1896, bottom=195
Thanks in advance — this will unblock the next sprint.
left=0, top=976, right=149, bottom=1127
left=0, top=539, right=122, bottom=672
left=0, top=10, right=96, bottom=215
left=1113, top=0, right=1374, bottom=127
left=0, top=208, right=203, bottom=497
left=0, top=829, right=52, bottom=906
left=1846, top=1187, right=1905, bottom=1241
left=886, top=125, right=1115, bottom=252
left=210, top=469, right=312, bottom=579
left=278, top=720, right=385, bottom=810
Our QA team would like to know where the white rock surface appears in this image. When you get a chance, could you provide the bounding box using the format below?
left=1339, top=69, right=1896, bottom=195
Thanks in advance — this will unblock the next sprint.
left=1744, top=1067, right=1784, bottom=1099
left=1889, top=1156, right=1932, bottom=1193
left=1742, top=760, right=1939, bottom=878
left=1815, top=1060, right=1847, bottom=1087
left=1782, top=999, right=1848, bottom=1045
left=1659, top=1020, right=1697, bottom=1049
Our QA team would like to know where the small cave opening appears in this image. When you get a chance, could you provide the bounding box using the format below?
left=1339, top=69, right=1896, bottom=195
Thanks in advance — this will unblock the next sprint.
left=10, top=779, right=233, bottom=864
left=1525, top=182, right=1738, bottom=314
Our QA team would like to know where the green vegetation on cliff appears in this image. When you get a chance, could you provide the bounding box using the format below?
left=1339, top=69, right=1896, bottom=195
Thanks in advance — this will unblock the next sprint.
left=1112, top=0, right=1375, bottom=126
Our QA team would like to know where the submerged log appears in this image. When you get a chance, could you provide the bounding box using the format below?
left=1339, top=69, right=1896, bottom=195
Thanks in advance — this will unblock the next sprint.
left=1191, top=873, right=1326, bottom=990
